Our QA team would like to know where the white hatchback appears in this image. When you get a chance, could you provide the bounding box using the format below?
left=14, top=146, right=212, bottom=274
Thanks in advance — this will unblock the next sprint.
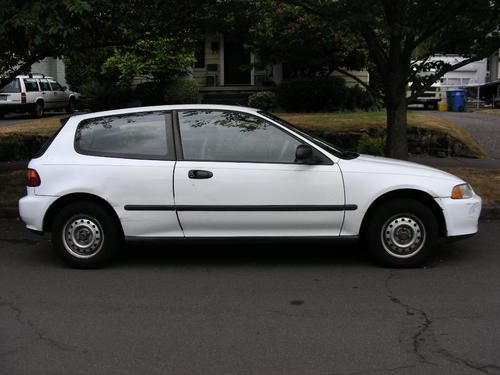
left=19, top=105, right=482, bottom=268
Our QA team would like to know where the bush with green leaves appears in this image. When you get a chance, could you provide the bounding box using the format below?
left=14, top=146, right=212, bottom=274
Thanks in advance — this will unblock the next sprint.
left=278, top=77, right=348, bottom=112
left=356, top=134, right=386, bottom=155
left=163, top=79, right=199, bottom=104
left=248, top=91, right=277, bottom=111
left=79, top=80, right=135, bottom=112
left=0, top=134, right=49, bottom=162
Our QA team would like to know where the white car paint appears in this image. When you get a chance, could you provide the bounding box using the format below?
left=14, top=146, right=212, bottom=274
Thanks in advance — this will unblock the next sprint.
left=19, top=104, right=481, bottom=243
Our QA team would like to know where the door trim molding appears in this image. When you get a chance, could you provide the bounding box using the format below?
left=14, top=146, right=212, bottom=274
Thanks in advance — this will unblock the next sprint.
left=125, top=204, right=357, bottom=212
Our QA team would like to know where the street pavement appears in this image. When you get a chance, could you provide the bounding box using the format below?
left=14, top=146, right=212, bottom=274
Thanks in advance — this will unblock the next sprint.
left=427, top=111, right=500, bottom=160
left=1, top=218, right=499, bottom=375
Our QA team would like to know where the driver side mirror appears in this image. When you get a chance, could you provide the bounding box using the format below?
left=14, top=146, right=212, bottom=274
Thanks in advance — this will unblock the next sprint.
left=295, top=144, right=316, bottom=164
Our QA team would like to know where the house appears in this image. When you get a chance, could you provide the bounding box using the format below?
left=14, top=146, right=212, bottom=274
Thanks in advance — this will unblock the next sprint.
left=30, top=57, right=67, bottom=86
left=191, top=35, right=369, bottom=104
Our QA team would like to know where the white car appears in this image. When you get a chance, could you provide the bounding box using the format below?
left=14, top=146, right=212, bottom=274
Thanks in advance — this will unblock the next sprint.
left=0, top=74, right=77, bottom=118
left=18, top=105, right=481, bottom=268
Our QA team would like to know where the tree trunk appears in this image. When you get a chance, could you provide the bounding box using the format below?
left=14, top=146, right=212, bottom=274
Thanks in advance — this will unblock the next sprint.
left=385, top=99, right=408, bottom=160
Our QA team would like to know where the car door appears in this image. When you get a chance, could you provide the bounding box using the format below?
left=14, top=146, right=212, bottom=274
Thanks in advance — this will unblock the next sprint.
left=173, top=109, right=346, bottom=237
left=48, top=79, right=68, bottom=108
left=38, top=79, right=55, bottom=108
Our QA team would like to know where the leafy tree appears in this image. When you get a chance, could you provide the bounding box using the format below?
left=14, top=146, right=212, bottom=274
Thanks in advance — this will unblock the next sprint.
left=280, top=0, right=500, bottom=159
left=101, top=38, right=195, bottom=83
left=0, top=0, right=204, bottom=88
left=249, top=1, right=368, bottom=81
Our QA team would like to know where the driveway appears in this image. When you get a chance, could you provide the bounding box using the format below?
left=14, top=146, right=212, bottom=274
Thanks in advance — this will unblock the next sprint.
left=428, top=111, right=500, bottom=159
left=1, top=218, right=499, bottom=375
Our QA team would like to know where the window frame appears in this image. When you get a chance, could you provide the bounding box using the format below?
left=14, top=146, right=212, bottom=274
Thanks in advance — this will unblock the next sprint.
left=74, top=111, right=176, bottom=161
left=173, top=109, right=332, bottom=165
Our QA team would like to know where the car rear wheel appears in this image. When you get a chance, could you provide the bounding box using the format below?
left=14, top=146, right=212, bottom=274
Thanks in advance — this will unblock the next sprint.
left=32, top=101, right=44, bottom=118
left=364, top=198, right=439, bottom=267
left=51, top=202, right=121, bottom=268
left=66, top=97, right=75, bottom=114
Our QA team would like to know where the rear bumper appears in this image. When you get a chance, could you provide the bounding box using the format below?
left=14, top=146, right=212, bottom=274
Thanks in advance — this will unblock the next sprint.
left=0, top=103, right=36, bottom=113
left=435, top=195, right=482, bottom=237
left=18, top=194, right=58, bottom=232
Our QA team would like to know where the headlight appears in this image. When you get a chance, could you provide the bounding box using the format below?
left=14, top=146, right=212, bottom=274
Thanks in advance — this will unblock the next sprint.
left=451, top=183, right=473, bottom=199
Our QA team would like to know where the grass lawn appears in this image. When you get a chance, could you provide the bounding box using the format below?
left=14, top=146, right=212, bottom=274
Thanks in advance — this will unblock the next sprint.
left=2, top=168, right=499, bottom=207
left=278, top=111, right=485, bottom=158
left=0, top=115, right=66, bottom=137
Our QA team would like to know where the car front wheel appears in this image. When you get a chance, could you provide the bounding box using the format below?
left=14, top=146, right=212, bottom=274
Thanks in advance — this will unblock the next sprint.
left=364, top=198, right=439, bottom=267
left=51, top=202, right=121, bottom=268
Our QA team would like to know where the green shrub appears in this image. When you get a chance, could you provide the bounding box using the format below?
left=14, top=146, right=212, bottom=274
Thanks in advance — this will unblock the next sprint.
left=163, top=79, right=199, bottom=104
left=248, top=91, right=277, bottom=111
left=135, top=81, right=165, bottom=106
left=356, top=134, right=386, bottom=155
left=79, top=80, right=135, bottom=111
left=278, top=77, right=348, bottom=112
left=0, top=134, right=49, bottom=162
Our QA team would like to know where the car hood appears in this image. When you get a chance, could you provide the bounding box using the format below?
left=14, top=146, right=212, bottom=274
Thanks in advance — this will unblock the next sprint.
left=339, top=154, right=464, bottom=183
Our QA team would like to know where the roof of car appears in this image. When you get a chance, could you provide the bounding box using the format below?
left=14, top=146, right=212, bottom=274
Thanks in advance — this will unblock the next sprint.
left=68, top=104, right=262, bottom=122
left=16, top=75, right=55, bottom=79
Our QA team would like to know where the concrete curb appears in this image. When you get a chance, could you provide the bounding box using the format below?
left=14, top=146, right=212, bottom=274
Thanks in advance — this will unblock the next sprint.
left=1, top=205, right=499, bottom=220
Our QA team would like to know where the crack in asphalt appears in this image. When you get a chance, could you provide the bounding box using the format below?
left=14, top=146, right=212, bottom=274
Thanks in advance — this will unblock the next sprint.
left=0, top=297, right=75, bottom=352
left=385, top=271, right=500, bottom=375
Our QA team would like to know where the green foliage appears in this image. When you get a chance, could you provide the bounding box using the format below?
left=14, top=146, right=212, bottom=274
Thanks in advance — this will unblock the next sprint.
left=0, top=134, right=49, bottom=162
left=249, top=0, right=366, bottom=77
left=64, top=48, right=116, bottom=91
left=344, top=85, right=375, bottom=111
left=164, top=79, right=199, bottom=104
left=248, top=91, right=277, bottom=111
left=357, top=134, right=386, bottom=156
left=134, top=81, right=166, bottom=106
left=79, top=80, right=134, bottom=111
left=102, top=38, right=195, bottom=83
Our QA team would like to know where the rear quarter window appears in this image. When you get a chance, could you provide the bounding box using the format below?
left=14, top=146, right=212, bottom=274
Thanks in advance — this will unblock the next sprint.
left=0, top=79, right=21, bottom=93
left=23, top=79, right=39, bottom=92
left=74, top=112, right=174, bottom=160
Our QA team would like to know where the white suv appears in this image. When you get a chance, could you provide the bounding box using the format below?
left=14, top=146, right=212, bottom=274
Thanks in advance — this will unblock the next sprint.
left=0, top=74, right=77, bottom=118
left=18, top=105, right=482, bottom=268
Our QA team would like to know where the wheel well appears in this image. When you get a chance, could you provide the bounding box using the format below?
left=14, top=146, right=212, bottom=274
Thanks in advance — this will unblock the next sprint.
left=43, top=193, right=123, bottom=235
left=359, top=189, right=447, bottom=238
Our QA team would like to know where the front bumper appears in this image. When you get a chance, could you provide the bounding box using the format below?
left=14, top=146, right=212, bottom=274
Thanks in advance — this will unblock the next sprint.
left=18, top=194, right=58, bottom=232
left=435, top=194, right=482, bottom=237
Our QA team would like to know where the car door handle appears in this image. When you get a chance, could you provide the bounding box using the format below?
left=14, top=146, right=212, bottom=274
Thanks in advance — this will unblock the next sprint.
left=188, top=170, right=213, bottom=179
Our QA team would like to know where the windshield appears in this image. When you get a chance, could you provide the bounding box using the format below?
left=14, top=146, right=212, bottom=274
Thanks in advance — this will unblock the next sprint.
left=0, top=79, right=21, bottom=93
left=259, top=112, right=358, bottom=159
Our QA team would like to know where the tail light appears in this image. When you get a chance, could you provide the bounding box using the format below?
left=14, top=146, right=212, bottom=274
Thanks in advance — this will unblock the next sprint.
left=21, top=92, right=26, bottom=104
left=26, top=168, right=41, bottom=187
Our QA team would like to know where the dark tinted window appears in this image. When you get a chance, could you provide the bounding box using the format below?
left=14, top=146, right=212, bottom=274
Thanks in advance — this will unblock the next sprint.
left=0, top=79, right=20, bottom=93
left=39, top=80, right=51, bottom=91
left=194, top=40, right=205, bottom=68
left=178, top=110, right=302, bottom=163
left=75, top=112, right=172, bottom=160
left=23, top=79, right=39, bottom=92
left=48, top=80, right=63, bottom=91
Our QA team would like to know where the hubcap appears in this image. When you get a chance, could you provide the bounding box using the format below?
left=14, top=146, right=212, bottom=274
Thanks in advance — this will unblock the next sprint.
left=62, top=216, right=104, bottom=258
left=381, top=215, right=426, bottom=258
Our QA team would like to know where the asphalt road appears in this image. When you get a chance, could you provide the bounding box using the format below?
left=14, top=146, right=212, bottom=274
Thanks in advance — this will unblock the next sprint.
left=427, top=111, right=500, bottom=160
left=1, top=218, right=499, bottom=375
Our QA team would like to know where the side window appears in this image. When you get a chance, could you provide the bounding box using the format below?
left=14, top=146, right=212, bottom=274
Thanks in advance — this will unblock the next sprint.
left=48, top=80, right=63, bottom=91
left=75, top=112, right=173, bottom=160
left=178, top=110, right=302, bottom=163
left=23, top=79, right=39, bottom=92
left=38, top=79, right=51, bottom=91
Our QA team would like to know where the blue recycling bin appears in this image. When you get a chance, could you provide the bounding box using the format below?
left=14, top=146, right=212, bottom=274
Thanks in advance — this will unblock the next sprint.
left=446, top=89, right=467, bottom=112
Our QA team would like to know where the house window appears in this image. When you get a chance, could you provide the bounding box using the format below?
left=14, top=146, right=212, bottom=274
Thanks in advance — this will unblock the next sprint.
left=194, top=40, right=205, bottom=69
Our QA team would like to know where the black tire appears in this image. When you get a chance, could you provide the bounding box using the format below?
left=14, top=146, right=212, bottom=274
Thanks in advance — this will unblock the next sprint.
left=32, top=101, right=44, bottom=118
left=363, top=198, right=439, bottom=267
left=51, top=201, right=121, bottom=268
left=66, top=97, right=75, bottom=114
